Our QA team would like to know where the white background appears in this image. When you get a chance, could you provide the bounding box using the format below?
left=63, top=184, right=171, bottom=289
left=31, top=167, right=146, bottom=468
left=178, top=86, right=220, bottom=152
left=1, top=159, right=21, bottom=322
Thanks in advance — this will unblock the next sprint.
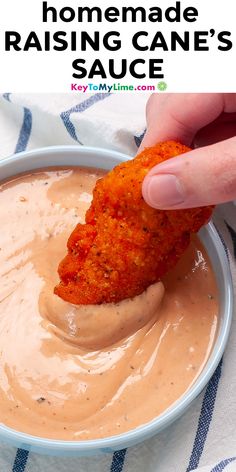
left=0, top=0, right=235, bottom=92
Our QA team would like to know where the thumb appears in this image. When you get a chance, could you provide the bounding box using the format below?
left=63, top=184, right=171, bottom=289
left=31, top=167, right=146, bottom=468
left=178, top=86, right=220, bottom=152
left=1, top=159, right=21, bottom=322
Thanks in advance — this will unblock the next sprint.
left=142, top=137, right=236, bottom=209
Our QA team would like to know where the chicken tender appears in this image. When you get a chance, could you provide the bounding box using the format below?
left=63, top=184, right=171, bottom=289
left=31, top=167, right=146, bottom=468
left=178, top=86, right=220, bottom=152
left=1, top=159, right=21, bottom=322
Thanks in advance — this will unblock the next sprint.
left=54, top=141, right=213, bottom=304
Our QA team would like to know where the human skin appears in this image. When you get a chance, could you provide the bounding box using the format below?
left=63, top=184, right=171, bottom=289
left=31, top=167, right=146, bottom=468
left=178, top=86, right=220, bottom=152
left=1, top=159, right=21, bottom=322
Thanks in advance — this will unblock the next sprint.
left=141, top=93, right=236, bottom=209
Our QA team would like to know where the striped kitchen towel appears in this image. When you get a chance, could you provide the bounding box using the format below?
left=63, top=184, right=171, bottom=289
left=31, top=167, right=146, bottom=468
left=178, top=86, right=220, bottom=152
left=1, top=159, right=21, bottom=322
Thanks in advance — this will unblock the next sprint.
left=0, top=93, right=235, bottom=472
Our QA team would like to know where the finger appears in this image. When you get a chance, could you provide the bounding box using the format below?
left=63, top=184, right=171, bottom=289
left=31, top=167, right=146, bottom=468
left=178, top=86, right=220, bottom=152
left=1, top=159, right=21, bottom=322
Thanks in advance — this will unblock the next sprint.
left=194, top=112, right=236, bottom=147
left=139, top=93, right=236, bottom=151
left=142, top=136, right=236, bottom=209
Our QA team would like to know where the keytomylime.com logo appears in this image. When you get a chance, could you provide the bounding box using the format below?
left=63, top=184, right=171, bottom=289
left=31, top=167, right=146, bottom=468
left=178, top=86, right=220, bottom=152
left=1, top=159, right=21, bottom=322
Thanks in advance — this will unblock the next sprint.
left=70, top=82, right=168, bottom=92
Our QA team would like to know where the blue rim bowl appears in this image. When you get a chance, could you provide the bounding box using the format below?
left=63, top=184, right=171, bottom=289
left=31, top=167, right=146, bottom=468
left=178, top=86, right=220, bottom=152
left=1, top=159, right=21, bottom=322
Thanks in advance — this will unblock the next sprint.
left=0, top=145, right=233, bottom=456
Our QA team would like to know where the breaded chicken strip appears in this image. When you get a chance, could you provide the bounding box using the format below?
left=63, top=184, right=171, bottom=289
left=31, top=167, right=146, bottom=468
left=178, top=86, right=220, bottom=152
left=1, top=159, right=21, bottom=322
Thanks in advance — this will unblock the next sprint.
left=54, top=142, right=213, bottom=304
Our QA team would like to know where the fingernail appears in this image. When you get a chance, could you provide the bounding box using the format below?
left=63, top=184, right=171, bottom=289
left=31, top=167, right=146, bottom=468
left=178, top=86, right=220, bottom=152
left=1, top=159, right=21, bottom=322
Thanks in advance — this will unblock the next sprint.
left=144, top=174, right=185, bottom=209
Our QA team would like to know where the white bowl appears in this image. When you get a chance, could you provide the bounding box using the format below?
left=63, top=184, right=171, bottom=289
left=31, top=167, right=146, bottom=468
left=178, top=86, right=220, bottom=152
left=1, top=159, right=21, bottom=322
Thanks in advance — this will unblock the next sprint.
left=0, top=145, right=233, bottom=456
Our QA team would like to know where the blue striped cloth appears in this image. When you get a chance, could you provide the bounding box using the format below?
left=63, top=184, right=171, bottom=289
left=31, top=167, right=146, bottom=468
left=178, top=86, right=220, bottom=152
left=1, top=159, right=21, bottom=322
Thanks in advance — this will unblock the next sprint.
left=0, top=93, right=235, bottom=472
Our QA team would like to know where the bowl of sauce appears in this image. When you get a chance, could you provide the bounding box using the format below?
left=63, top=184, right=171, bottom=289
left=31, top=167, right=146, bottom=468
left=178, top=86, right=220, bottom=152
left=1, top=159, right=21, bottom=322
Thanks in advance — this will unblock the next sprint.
left=0, top=145, right=233, bottom=456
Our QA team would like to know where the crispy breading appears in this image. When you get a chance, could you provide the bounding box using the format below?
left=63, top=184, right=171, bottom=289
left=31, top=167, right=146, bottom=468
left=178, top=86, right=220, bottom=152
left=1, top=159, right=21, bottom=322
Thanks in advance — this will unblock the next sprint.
left=54, top=141, right=213, bottom=304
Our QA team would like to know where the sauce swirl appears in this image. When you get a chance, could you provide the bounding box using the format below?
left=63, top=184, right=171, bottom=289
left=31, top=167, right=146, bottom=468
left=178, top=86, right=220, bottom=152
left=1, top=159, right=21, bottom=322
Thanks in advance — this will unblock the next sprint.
left=0, top=167, right=218, bottom=440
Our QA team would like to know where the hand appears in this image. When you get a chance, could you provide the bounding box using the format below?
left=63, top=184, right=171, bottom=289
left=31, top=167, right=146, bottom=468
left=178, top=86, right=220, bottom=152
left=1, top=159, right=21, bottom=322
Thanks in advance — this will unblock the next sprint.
left=141, top=93, right=236, bottom=209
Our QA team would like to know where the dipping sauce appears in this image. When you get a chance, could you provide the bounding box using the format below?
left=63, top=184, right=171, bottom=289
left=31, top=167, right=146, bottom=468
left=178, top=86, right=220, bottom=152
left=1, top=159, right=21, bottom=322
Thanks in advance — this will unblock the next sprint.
left=0, top=167, right=219, bottom=440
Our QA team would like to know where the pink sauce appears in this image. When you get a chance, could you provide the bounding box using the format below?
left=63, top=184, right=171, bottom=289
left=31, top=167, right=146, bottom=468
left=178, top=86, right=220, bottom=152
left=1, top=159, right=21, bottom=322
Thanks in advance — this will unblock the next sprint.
left=0, top=167, right=219, bottom=440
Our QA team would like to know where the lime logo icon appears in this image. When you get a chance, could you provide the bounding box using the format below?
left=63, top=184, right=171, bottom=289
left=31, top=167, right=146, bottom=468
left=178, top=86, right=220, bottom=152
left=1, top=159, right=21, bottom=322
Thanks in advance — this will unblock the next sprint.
left=157, top=81, right=167, bottom=91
